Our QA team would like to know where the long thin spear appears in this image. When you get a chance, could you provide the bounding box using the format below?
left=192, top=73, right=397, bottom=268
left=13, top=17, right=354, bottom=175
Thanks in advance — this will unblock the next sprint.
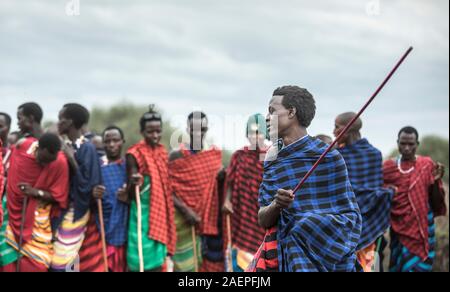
left=292, top=47, right=414, bottom=194
left=225, top=214, right=233, bottom=272
left=135, top=185, right=144, bottom=273
left=96, top=198, right=109, bottom=272
left=191, top=226, right=199, bottom=272
left=16, top=196, right=28, bottom=272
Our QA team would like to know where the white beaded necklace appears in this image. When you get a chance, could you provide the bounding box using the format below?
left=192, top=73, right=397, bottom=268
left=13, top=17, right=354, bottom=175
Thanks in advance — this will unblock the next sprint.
left=397, top=155, right=417, bottom=175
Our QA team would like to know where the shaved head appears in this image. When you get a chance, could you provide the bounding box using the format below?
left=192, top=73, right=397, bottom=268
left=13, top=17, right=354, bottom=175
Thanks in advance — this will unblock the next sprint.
left=336, top=112, right=362, bottom=133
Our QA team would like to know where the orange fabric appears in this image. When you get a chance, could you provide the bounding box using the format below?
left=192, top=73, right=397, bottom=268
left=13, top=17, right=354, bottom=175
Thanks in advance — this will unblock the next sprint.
left=169, top=145, right=222, bottom=236
left=356, top=243, right=377, bottom=272
left=127, top=141, right=176, bottom=255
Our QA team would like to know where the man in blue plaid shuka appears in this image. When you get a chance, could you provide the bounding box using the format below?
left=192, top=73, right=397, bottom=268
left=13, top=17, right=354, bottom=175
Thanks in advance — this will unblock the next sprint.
left=338, top=139, right=393, bottom=250
left=94, top=127, right=129, bottom=247
left=260, top=136, right=362, bottom=272
left=99, top=158, right=128, bottom=246
left=335, top=113, right=394, bottom=252
left=259, top=86, right=362, bottom=272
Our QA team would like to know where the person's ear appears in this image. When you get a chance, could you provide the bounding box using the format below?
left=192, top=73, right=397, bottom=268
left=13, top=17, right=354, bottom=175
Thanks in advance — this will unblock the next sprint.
left=288, top=107, right=297, bottom=119
left=66, top=118, right=74, bottom=128
left=23, top=115, right=32, bottom=125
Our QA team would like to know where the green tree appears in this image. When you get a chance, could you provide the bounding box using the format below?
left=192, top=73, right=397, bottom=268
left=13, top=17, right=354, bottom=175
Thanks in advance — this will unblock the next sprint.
left=89, top=102, right=238, bottom=167
left=44, top=101, right=243, bottom=168
left=89, top=102, right=179, bottom=151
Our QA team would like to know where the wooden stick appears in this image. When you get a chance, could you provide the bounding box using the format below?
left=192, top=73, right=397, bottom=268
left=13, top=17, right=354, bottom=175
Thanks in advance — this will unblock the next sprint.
left=97, top=198, right=109, bottom=272
left=292, top=47, right=413, bottom=194
left=135, top=185, right=144, bottom=272
left=16, top=196, right=28, bottom=272
left=191, top=226, right=199, bottom=272
left=226, top=214, right=234, bottom=272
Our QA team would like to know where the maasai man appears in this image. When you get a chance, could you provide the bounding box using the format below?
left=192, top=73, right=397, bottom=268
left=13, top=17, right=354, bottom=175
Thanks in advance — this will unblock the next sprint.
left=222, top=114, right=268, bottom=272
left=51, top=103, right=104, bottom=272
left=0, top=113, right=11, bottom=157
left=0, top=112, right=11, bottom=228
left=92, top=126, right=129, bottom=272
left=0, top=140, right=14, bottom=272
left=126, top=106, right=176, bottom=272
left=4, top=133, right=69, bottom=272
left=0, top=112, right=13, bottom=256
left=91, top=134, right=106, bottom=159
left=384, top=126, right=447, bottom=272
left=252, top=86, right=362, bottom=272
left=334, top=112, right=395, bottom=272
left=17, top=103, right=44, bottom=139
left=0, top=139, right=15, bottom=272
left=1, top=103, right=44, bottom=272
left=170, top=112, right=223, bottom=272
left=0, top=113, right=13, bottom=175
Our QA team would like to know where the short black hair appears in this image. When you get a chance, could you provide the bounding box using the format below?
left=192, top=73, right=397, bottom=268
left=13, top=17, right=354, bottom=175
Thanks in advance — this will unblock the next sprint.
left=273, top=86, right=316, bottom=128
left=62, top=103, right=90, bottom=130
left=398, top=126, right=419, bottom=142
left=188, top=111, right=208, bottom=122
left=103, top=125, right=125, bottom=140
left=18, top=103, right=43, bottom=124
left=0, top=112, right=12, bottom=127
left=39, top=133, right=62, bottom=155
left=140, top=105, right=162, bottom=132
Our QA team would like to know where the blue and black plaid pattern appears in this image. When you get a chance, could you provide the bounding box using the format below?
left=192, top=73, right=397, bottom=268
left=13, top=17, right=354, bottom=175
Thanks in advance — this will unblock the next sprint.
left=97, top=160, right=128, bottom=246
left=338, top=139, right=394, bottom=250
left=259, top=136, right=362, bottom=272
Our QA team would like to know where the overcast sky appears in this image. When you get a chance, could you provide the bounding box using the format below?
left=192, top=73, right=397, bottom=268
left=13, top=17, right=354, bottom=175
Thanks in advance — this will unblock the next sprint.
left=1, top=0, right=448, bottom=154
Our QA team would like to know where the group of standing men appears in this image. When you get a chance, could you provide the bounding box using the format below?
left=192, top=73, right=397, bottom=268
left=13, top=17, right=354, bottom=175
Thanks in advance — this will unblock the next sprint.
left=0, top=85, right=447, bottom=272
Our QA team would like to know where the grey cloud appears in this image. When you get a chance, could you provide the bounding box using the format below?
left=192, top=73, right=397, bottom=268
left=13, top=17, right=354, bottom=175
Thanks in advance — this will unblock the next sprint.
left=0, top=0, right=448, bottom=154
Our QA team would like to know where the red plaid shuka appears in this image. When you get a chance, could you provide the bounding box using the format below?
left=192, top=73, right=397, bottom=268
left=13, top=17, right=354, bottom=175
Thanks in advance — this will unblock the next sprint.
left=128, top=141, right=177, bottom=255
left=384, top=156, right=447, bottom=260
left=169, top=145, right=222, bottom=236
left=226, top=147, right=266, bottom=255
